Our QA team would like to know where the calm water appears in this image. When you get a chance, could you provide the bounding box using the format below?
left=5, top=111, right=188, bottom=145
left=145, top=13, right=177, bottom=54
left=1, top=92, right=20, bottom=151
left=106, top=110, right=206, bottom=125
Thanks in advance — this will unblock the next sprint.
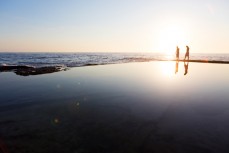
left=1, top=52, right=229, bottom=68
left=0, top=61, right=229, bottom=153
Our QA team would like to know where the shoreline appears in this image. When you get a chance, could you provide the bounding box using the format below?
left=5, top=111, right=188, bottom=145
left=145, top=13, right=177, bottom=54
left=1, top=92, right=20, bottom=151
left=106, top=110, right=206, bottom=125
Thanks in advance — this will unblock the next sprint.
left=169, top=59, right=229, bottom=64
left=1, top=59, right=229, bottom=76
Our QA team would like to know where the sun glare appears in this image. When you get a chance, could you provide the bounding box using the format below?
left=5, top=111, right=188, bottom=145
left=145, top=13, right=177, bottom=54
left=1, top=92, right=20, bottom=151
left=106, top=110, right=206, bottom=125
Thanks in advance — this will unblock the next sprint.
left=156, top=25, right=188, bottom=54
left=160, top=62, right=175, bottom=77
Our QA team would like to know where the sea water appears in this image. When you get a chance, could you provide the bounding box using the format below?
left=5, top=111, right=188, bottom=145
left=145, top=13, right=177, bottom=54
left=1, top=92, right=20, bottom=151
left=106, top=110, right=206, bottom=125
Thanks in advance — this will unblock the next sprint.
left=1, top=52, right=229, bottom=68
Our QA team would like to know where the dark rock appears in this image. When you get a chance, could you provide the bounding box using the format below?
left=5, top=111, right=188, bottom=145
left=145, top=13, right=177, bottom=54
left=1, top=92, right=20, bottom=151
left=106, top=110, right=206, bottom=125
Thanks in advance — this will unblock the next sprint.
left=0, top=65, right=67, bottom=76
left=15, top=67, right=64, bottom=76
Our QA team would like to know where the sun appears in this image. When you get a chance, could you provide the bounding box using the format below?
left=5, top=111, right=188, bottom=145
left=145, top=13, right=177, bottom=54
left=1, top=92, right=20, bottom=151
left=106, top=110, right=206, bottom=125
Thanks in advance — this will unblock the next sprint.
left=156, top=24, right=188, bottom=54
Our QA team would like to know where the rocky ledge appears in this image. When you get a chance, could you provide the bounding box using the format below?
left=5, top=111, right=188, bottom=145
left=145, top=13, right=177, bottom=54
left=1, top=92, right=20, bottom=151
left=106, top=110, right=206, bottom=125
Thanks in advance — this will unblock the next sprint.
left=0, top=65, right=67, bottom=76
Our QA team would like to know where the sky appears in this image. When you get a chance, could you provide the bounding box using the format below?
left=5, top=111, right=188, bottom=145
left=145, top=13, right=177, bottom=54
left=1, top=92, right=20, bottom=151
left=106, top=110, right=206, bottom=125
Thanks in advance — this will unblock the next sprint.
left=0, top=0, right=229, bottom=53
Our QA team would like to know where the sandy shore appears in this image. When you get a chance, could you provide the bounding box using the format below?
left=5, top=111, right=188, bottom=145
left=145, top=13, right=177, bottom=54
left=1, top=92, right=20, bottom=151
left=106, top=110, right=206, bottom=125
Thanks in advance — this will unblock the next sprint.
left=1, top=61, right=229, bottom=153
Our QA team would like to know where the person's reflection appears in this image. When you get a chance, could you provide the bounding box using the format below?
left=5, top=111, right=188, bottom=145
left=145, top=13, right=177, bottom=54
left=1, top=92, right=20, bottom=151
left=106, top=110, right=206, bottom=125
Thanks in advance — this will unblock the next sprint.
left=175, top=60, right=179, bottom=74
left=184, top=61, right=189, bottom=75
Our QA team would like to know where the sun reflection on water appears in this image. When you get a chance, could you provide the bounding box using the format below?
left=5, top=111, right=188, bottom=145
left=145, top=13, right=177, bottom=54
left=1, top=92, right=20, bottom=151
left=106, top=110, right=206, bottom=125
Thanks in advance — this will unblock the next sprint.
left=160, top=62, right=176, bottom=77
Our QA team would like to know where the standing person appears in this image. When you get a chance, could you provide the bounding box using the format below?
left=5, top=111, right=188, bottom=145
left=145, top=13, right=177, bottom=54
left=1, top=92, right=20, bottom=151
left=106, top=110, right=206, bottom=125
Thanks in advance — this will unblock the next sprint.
left=176, top=46, right=180, bottom=60
left=184, top=45, right=189, bottom=60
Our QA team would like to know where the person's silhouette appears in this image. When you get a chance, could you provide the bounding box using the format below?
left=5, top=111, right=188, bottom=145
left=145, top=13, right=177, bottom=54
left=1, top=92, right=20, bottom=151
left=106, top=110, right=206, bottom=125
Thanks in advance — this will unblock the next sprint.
left=175, top=60, right=179, bottom=74
left=184, top=61, right=189, bottom=75
left=176, top=46, right=180, bottom=60
left=184, top=46, right=189, bottom=60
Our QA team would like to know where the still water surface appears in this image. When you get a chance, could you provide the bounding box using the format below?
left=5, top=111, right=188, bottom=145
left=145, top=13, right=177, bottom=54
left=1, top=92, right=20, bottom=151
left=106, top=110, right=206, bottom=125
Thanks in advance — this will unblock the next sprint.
left=0, top=61, right=229, bottom=153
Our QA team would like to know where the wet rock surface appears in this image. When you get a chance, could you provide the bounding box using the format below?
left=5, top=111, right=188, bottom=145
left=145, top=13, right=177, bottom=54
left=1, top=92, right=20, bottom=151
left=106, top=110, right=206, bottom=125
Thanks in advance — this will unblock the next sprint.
left=0, top=66, right=66, bottom=76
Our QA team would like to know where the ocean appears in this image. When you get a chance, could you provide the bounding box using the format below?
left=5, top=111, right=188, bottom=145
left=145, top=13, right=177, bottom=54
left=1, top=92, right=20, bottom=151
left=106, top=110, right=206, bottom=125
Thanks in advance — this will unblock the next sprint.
left=1, top=52, right=229, bottom=68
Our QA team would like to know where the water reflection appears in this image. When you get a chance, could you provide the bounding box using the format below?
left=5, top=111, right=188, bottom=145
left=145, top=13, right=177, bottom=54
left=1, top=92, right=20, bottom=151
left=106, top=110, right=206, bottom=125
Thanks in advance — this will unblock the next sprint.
left=0, top=139, right=9, bottom=153
left=175, top=60, right=179, bottom=74
left=174, top=60, right=189, bottom=75
left=184, top=61, right=189, bottom=75
left=160, top=62, right=174, bottom=77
